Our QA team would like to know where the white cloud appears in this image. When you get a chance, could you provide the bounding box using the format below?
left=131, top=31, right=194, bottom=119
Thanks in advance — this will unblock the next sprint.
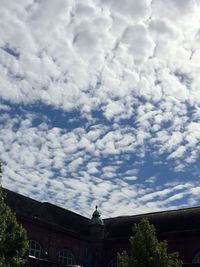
left=152, top=0, right=198, bottom=21
left=149, top=19, right=179, bottom=39
left=100, top=0, right=152, bottom=22
left=122, top=24, right=155, bottom=62
left=1, top=0, right=200, bottom=217
left=0, top=104, right=11, bottom=111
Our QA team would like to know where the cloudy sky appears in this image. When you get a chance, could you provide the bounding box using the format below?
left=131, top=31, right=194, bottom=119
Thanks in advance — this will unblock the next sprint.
left=0, top=0, right=200, bottom=218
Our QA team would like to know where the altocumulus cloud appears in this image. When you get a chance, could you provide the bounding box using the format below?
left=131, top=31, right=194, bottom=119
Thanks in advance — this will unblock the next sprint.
left=0, top=0, right=200, bottom=217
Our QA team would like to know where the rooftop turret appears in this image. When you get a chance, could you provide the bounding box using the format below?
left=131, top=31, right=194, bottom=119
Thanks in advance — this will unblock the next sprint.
left=90, top=206, right=104, bottom=226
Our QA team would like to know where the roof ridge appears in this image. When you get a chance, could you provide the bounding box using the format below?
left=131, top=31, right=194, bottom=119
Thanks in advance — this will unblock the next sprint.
left=4, top=187, right=89, bottom=220
left=43, top=202, right=89, bottom=220
left=103, top=205, right=200, bottom=220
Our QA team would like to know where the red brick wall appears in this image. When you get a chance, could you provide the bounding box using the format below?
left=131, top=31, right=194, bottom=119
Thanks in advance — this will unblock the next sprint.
left=160, top=230, right=200, bottom=263
left=21, top=218, right=88, bottom=266
left=103, top=230, right=200, bottom=266
left=18, top=216, right=200, bottom=267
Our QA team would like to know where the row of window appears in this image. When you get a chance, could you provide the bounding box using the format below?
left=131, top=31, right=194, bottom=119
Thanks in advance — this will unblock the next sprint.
left=28, top=240, right=75, bottom=265
left=29, top=240, right=200, bottom=266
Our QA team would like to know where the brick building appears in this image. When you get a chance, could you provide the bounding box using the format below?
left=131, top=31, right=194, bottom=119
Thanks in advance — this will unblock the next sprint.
left=4, top=188, right=200, bottom=267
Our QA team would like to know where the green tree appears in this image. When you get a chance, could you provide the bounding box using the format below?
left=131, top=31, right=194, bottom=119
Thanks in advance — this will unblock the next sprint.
left=118, top=218, right=182, bottom=267
left=0, top=163, right=29, bottom=267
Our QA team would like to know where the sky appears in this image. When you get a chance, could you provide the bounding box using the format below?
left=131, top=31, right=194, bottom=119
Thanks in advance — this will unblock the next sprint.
left=0, top=0, right=200, bottom=218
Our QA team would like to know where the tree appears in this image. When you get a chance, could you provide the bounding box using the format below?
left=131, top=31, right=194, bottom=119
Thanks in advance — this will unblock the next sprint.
left=0, top=163, right=29, bottom=267
left=118, top=218, right=182, bottom=267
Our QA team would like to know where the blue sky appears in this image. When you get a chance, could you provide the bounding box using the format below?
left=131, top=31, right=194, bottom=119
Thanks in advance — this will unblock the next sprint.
left=0, top=0, right=200, bottom=218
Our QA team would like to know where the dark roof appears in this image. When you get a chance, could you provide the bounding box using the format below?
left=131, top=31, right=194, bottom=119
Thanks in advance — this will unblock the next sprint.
left=4, top=188, right=89, bottom=236
left=104, top=207, right=200, bottom=238
left=4, top=188, right=200, bottom=239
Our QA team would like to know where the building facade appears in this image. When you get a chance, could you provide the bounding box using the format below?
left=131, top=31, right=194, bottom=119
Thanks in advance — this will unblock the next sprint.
left=4, top=189, right=200, bottom=267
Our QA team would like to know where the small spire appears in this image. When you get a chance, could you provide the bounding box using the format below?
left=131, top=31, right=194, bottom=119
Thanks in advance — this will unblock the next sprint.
left=89, top=205, right=104, bottom=226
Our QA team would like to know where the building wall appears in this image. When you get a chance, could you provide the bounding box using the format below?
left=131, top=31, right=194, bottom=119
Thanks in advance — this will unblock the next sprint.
left=20, top=216, right=200, bottom=267
left=5, top=188, right=200, bottom=267
left=160, top=230, right=200, bottom=264
left=103, top=230, right=200, bottom=267
left=20, top=217, right=88, bottom=266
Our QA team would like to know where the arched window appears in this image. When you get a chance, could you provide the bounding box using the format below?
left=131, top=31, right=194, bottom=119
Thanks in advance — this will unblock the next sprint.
left=28, top=240, right=42, bottom=259
left=108, top=257, right=117, bottom=267
left=192, top=251, right=200, bottom=263
left=57, top=249, right=76, bottom=266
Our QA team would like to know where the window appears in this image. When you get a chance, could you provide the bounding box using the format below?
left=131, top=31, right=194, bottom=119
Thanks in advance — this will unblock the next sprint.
left=28, top=240, right=42, bottom=259
left=108, top=257, right=117, bottom=267
left=193, top=251, right=200, bottom=263
left=57, top=249, right=76, bottom=266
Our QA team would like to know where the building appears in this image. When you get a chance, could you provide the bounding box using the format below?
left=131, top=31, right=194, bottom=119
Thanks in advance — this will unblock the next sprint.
left=4, top=188, right=200, bottom=267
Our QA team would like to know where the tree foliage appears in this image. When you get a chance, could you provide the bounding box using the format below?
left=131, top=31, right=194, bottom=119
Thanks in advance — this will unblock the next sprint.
left=0, top=163, right=29, bottom=267
left=118, top=218, right=182, bottom=267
